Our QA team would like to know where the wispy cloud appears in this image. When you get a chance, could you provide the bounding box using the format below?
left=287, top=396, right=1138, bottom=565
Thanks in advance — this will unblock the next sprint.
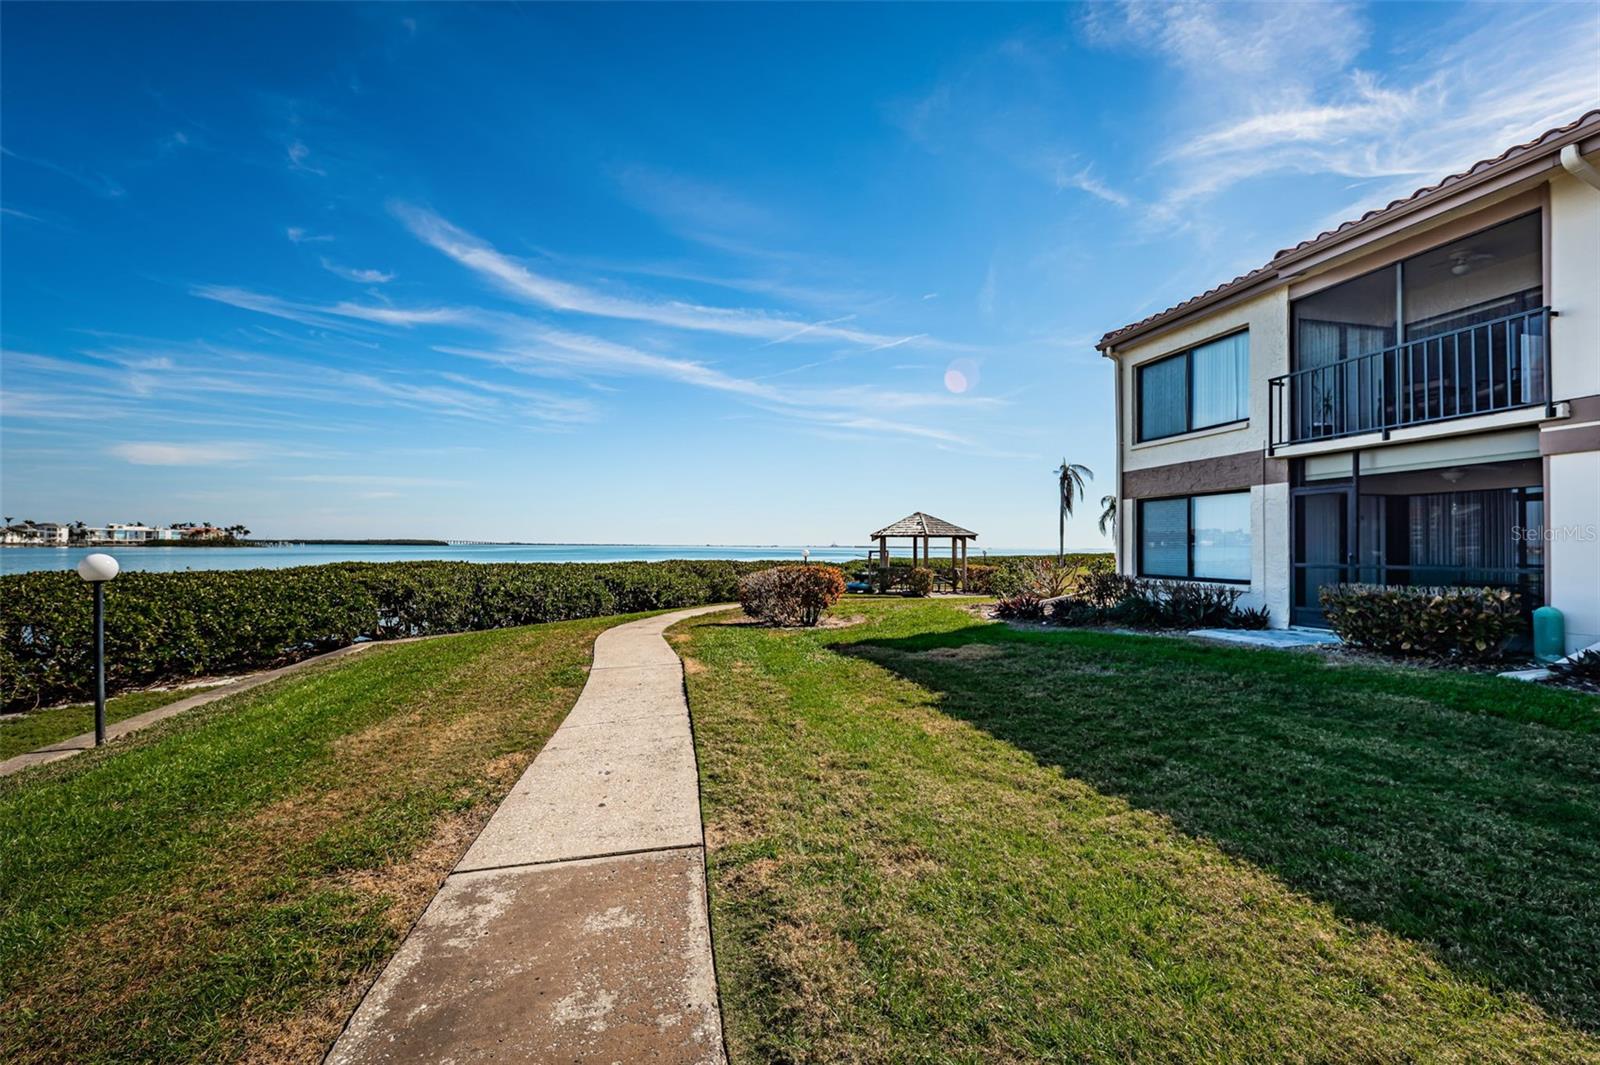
left=440, top=323, right=1000, bottom=448
left=1054, top=163, right=1130, bottom=208
left=192, top=285, right=472, bottom=329
left=320, top=257, right=396, bottom=284
left=612, top=165, right=777, bottom=247
left=286, top=226, right=334, bottom=244
left=1, top=146, right=126, bottom=199
left=111, top=441, right=259, bottom=465
left=278, top=473, right=466, bottom=487
left=286, top=139, right=325, bottom=175
left=392, top=202, right=936, bottom=350
left=1085, top=2, right=1600, bottom=230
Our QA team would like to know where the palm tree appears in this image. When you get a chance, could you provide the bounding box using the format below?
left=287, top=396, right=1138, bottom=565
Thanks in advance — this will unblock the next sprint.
left=1054, top=460, right=1093, bottom=561
left=1098, top=495, right=1117, bottom=537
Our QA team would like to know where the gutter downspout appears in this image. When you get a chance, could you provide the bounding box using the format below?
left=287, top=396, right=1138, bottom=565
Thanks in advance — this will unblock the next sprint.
left=1110, top=351, right=1124, bottom=573
left=1560, top=144, right=1600, bottom=191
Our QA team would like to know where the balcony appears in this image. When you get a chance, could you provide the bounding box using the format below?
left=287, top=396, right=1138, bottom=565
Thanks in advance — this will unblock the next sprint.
left=1269, top=306, right=1553, bottom=450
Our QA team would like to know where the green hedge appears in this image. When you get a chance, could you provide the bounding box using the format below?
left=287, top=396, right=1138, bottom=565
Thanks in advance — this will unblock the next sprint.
left=0, top=559, right=775, bottom=711
left=1319, top=583, right=1524, bottom=659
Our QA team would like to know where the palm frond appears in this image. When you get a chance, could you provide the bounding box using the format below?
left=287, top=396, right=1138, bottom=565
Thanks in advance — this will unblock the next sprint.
left=1098, top=494, right=1117, bottom=536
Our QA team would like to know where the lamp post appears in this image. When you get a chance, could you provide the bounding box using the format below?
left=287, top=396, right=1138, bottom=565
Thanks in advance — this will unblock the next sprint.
left=76, top=553, right=119, bottom=746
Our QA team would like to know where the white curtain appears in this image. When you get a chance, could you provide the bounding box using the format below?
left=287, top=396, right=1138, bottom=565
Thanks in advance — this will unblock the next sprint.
left=1191, top=333, right=1249, bottom=428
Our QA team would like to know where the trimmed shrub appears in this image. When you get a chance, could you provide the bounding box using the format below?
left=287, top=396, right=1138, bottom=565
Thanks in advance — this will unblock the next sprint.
left=907, top=567, right=935, bottom=597
left=737, top=565, right=846, bottom=627
left=962, top=564, right=997, bottom=594
left=1319, top=583, right=1523, bottom=659
left=1, top=559, right=776, bottom=711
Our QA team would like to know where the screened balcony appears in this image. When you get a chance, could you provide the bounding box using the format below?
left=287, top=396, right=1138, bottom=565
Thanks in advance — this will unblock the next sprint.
left=1269, top=212, right=1553, bottom=450
left=1290, top=459, right=1544, bottom=627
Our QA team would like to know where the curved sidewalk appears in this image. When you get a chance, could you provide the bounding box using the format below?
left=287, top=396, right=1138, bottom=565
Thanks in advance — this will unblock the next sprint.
left=327, top=605, right=730, bottom=1065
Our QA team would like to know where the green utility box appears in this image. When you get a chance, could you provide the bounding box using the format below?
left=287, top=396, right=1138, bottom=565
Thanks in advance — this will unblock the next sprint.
left=1533, top=605, right=1565, bottom=664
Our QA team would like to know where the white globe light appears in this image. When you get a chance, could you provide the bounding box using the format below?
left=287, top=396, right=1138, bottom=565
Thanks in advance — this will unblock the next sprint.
left=77, top=553, right=120, bottom=583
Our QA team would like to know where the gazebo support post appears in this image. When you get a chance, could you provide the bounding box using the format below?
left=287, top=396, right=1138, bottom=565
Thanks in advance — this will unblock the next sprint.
left=951, top=537, right=958, bottom=592
left=961, top=538, right=968, bottom=590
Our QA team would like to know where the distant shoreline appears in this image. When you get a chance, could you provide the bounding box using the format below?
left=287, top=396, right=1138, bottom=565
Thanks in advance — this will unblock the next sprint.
left=260, top=539, right=451, bottom=546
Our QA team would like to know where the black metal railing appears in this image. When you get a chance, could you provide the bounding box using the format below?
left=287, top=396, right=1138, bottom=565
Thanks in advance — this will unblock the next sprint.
left=1269, top=307, right=1554, bottom=450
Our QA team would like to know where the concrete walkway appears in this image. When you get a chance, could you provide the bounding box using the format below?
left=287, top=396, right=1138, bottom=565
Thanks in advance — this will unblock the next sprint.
left=327, top=605, right=730, bottom=1065
left=0, top=641, right=383, bottom=778
left=1188, top=627, right=1342, bottom=649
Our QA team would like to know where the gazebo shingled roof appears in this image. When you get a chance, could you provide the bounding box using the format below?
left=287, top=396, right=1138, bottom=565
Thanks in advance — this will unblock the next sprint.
left=869, top=512, right=978, bottom=592
left=871, top=512, right=978, bottom=540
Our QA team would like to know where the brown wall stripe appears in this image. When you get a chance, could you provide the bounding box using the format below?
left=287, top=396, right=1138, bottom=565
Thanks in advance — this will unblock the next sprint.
left=1122, top=449, right=1288, bottom=499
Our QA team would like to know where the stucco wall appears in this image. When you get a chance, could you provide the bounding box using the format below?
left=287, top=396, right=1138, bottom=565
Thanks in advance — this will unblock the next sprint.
left=1549, top=168, right=1600, bottom=401
left=1117, top=289, right=1288, bottom=472
left=1111, top=290, right=1290, bottom=621
left=1546, top=164, right=1600, bottom=652
left=1548, top=451, right=1600, bottom=652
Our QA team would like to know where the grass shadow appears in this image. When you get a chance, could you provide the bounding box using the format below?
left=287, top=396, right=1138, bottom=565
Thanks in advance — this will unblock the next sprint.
left=835, top=618, right=1600, bottom=1031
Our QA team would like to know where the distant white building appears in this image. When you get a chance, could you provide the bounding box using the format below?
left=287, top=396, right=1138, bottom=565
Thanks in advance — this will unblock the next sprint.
left=1, top=522, right=69, bottom=544
left=1, top=520, right=195, bottom=545
left=105, top=524, right=168, bottom=543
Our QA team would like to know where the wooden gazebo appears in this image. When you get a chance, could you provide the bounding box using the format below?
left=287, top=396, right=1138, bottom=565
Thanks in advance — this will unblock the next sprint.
left=870, top=512, right=978, bottom=592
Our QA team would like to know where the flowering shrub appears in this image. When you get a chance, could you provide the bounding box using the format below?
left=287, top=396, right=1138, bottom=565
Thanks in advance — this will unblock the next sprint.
left=907, top=567, right=935, bottom=597
left=738, top=565, right=846, bottom=627
left=1319, top=584, right=1523, bottom=659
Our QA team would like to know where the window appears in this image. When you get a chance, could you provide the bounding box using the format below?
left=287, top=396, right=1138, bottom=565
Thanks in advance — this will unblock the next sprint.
left=1136, top=331, right=1249, bottom=442
left=1138, top=491, right=1252, bottom=582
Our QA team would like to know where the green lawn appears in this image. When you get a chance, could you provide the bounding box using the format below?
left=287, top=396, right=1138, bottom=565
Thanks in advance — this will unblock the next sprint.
left=0, top=687, right=197, bottom=761
left=675, top=599, right=1600, bottom=1063
left=0, top=615, right=619, bottom=1064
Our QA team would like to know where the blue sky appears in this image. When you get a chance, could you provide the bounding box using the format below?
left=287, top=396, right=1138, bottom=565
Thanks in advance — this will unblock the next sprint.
left=3, top=2, right=1596, bottom=546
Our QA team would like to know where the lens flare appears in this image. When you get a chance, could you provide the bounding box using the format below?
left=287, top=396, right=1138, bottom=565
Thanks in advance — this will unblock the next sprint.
left=944, top=358, right=980, bottom=394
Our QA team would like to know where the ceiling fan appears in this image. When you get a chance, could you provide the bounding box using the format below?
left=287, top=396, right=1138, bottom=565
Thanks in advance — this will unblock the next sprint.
left=1445, top=248, right=1496, bottom=276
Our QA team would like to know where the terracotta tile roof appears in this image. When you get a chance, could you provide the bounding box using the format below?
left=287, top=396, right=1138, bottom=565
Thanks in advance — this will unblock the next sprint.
left=871, top=512, right=977, bottom=539
left=1097, top=109, right=1600, bottom=353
